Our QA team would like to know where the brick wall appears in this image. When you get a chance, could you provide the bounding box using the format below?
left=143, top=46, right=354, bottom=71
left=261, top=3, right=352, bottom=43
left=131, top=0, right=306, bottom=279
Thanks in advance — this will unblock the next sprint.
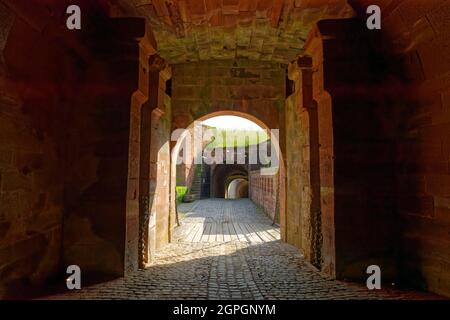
left=249, top=169, right=278, bottom=222
left=171, top=59, right=284, bottom=131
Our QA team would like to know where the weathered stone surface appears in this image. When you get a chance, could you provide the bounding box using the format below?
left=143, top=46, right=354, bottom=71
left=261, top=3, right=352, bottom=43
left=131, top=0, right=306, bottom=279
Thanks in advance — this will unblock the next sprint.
left=172, top=59, right=284, bottom=130
left=122, top=0, right=354, bottom=64
left=354, top=0, right=450, bottom=298
left=0, top=19, right=64, bottom=294
left=249, top=169, right=278, bottom=221
left=0, top=1, right=14, bottom=72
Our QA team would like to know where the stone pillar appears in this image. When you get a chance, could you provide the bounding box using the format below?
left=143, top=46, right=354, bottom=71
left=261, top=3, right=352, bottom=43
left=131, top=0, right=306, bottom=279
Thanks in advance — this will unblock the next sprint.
left=305, top=18, right=399, bottom=280
left=126, top=34, right=157, bottom=274
left=286, top=56, right=322, bottom=268
left=285, top=62, right=302, bottom=248
left=305, top=23, right=336, bottom=277
left=278, top=97, right=288, bottom=243
left=127, top=34, right=171, bottom=271
left=140, top=56, right=169, bottom=268
left=299, top=56, right=322, bottom=269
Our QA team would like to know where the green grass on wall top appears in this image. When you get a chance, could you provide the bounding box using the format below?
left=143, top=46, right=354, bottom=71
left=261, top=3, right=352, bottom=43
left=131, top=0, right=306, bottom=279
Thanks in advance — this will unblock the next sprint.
left=205, top=128, right=269, bottom=149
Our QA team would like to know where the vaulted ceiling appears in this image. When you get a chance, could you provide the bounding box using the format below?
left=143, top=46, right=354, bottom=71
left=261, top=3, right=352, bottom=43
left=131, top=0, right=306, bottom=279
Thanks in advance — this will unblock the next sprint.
left=120, top=0, right=355, bottom=64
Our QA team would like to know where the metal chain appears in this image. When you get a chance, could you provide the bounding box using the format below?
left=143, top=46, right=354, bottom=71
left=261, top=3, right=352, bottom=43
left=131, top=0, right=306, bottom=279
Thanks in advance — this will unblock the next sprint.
left=311, top=207, right=323, bottom=269
left=139, top=195, right=150, bottom=268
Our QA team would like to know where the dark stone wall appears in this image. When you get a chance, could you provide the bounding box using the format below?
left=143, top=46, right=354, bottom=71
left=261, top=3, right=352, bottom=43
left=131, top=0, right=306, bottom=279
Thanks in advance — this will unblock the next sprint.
left=301, top=0, right=450, bottom=297
left=0, top=0, right=145, bottom=296
left=368, top=0, right=450, bottom=297
left=350, top=0, right=450, bottom=297
left=306, top=19, right=402, bottom=281
left=0, top=5, right=79, bottom=297
left=62, top=18, right=144, bottom=277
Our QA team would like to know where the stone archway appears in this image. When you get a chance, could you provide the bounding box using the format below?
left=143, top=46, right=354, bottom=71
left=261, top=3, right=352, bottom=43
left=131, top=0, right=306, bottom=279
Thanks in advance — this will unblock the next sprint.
left=226, top=178, right=249, bottom=199
left=169, top=110, right=287, bottom=243
left=1, top=0, right=450, bottom=300
left=212, top=164, right=248, bottom=198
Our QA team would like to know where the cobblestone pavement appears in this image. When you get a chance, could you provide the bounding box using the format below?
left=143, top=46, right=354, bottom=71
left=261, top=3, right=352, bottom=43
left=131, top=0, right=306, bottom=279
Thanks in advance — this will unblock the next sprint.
left=47, top=199, right=438, bottom=300
left=174, top=199, right=280, bottom=243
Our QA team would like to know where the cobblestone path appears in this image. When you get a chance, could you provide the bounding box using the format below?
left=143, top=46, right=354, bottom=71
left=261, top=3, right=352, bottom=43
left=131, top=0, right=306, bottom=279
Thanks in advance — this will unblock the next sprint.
left=47, top=199, right=437, bottom=300
left=173, top=199, right=280, bottom=243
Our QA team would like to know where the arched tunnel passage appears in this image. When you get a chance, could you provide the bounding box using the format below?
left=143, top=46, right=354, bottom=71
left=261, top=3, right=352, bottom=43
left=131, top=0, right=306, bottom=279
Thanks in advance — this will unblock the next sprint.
left=171, top=112, right=283, bottom=210
left=226, top=178, right=249, bottom=199
left=170, top=112, right=285, bottom=258
left=211, top=164, right=248, bottom=199
left=1, top=0, right=448, bottom=300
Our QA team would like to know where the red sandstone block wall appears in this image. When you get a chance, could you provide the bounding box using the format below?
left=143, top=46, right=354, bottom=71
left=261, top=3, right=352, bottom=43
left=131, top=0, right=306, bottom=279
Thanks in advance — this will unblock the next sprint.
left=1, top=3, right=147, bottom=292
left=171, top=59, right=284, bottom=131
left=0, top=9, right=66, bottom=295
left=0, top=76, right=64, bottom=295
left=378, top=0, right=450, bottom=297
left=249, top=170, right=278, bottom=221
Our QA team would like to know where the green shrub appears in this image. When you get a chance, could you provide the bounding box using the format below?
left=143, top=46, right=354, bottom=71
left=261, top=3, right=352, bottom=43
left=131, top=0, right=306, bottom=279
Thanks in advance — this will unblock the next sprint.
left=176, top=186, right=188, bottom=203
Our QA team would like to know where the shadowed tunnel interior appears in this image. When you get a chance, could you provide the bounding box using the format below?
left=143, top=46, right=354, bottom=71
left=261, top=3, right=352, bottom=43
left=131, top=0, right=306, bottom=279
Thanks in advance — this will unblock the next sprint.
left=226, top=178, right=248, bottom=199
left=213, top=164, right=249, bottom=199
left=0, top=0, right=449, bottom=300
